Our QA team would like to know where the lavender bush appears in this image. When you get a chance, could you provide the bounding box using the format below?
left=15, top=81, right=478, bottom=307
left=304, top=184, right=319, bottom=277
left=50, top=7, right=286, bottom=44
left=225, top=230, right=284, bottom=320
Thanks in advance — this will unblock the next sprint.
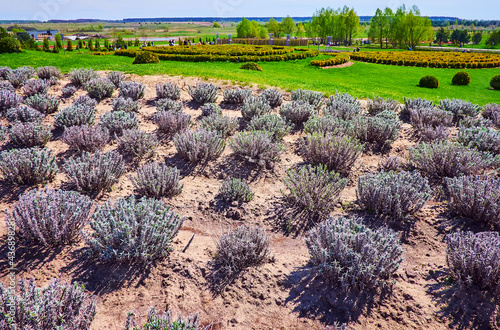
left=421, top=125, right=450, bottom=142
left=6, top=70, right=28, bottom=88
left=219, top=177, right=254, bottom=203
left=248, top=114, right=292, bottom=140
left=16, top=66, right=35, bottom=79
left=22, top=79, right=50, bottom=97
left=63, top=151, right=126, bottom=194
left=25, top=93, right=60, bottom=114
left=62, top=124, right=110, bottom=152
left=0, top=147, right=58, bottom=184
left=188, top=83, right=218, bottom=104
left=69, top=68, right=99, bottom=87
left=85, top=78, right=115, bottom=100
left=61, top=85, right=78, bottom=97
left=409, top=107, right=453, bottom=130
left=279, top=100, right=316, bottom=125
left=106, top=71, right=124, bottom=88
left=282, top=164, right=347, bottom=216
left=7, top=189, right=93, bottom=246
left=100, top=110, right=138, bottom=136
left=125, top=308, right=201, bottom=330
left=118, top=129, right=159, bottom=159
left=0, top=80, right=14, bottom=92
left=324, top=92, right=362, bottom=120
left=241, top=96, right=272, bottom=121
left=156, top=82, right=181, bottom=100
left=0, top=90, right=23, bottom=112
left=378, top=156, right=402, bottom=172
left=357, top=171, right=431, bottom=219
left=367, top=96, right=400, bottom=115
left=306, top=216, right=404, bottom=291
left=156, top=98, right=183, bottom=112
left=112, top=96, right=141, bottom=112
left=260, top=88, right=283, bottom=107
left=5, top=105, right=44, bottom=123
left=446, top=176, right=500, bottom=227
left=352, top=111, right=401, bottom=149
left=302, top=134, right=364, bottom=175
left=291, top=89, right=323, bottom=109
left=55, top=104, right=95, bottom=128
left=9, top=122, right=52, bottom=148
left=223, top=88, right=252, bottom=104
left=0, top=66, right=13, bottom=80
left=439, top=98, right=481, bottom=121
left=403, top=97, right=434, bottom=116
left=446, top=231, right=500, bottom=290
left=174, top=129, right=225, bottom=163
left=36, top=66, right=61, bottom=80
left=200, top=114, right=238, bottom=139
left=457, top=127, right=500, bottom=155
left=83, top=196, right=184, bottom=262
left=153, top=110, right=191, bottom=136
left=131, top=162, right=183, bottom=198
left=229, top=131, right=284, bottom=167
left=303, top=115, right=353, bottom=137
left=482, top=103, right=500, bottom=127
left=119, top=81, right=145, bottom=100
left=0, top=278, right=96, bottom=330
left=200, top=103, right=222, bottom=116
left=73, top=94, right=98, bottom=108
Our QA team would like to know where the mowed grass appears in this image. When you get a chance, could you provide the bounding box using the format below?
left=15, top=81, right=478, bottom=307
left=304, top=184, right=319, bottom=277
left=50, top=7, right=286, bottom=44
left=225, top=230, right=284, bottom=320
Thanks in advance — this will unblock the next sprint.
left=1, top=50, right=499, bottom=105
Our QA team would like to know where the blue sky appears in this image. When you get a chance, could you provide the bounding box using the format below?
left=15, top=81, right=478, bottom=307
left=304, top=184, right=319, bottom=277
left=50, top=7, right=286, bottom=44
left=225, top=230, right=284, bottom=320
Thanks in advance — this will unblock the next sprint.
left=1, top=0, right=498, bottom=21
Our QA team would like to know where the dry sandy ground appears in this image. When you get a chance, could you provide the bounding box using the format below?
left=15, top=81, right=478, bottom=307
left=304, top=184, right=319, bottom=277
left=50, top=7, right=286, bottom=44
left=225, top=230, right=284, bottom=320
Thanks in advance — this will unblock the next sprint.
left=0, top=72, right=499, bottom=330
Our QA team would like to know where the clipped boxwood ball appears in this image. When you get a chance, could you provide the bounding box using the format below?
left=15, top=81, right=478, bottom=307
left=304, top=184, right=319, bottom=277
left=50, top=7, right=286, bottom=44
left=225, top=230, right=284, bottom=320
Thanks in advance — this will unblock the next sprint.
left=419, top=75, right=439, bottom=89
left=452, top=71, right=471, bottom=86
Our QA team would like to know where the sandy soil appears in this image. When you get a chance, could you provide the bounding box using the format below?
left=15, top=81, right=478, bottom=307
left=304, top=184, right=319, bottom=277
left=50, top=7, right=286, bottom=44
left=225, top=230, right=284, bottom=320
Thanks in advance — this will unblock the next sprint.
left=0, top=73, right=499, bottom=330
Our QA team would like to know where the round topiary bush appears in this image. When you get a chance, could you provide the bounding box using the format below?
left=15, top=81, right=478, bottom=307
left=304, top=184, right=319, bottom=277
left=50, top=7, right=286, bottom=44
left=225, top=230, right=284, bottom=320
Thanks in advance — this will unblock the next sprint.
left=240, top=62, right=262, bottom=71
left=491, top=75, right=500, bottom=90
left=132, top=51, right=160, bottom=64
left=452, top=71, right=471, bottom=86
left=419, top=75, right=439, bottom=89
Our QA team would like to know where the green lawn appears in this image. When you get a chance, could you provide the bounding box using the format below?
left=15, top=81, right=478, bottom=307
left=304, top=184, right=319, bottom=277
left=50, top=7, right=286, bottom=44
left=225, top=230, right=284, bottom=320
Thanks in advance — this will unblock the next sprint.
left=2, top=50, right=499, bottom=105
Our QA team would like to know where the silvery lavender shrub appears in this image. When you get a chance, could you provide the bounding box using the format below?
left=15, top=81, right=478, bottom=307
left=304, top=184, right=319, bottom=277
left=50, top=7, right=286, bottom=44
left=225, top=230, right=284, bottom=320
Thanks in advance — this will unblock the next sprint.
left=303, top=115, right=353, bottom=136
left=306, top=216, right=404, bottom=291
left=0, top=278, right=97, bottom=330
left=357, top=171, right=431, bottom=219
left=409, top=107, right=453, bottom=130
left=229, top=131, right=284, bottom=167
left=5, top=105, right=44, bottom=123
left=106, top=70, right=124, bottom=88
left=378, top=156, right=402, bottom=172
left=219, top=177, right=254, bottom=203
left=0, top=125, right=6, bottom=143
left=9, top=122, right=52, bottom=148
left=260, top=88, right=283, bottom=107
left=421, top=125, right=450, bottom=142
left=0, top=80, right=14, bottom=92
left=446, top=231, right=500, bottom=291
left=119, top=81, right=145, bottom=100
left=482, top=103, right=500, bottom=127
left=85, top=78, right=115, bottom=101
left=36, top=66, right=61, bottom=80
left=131, top=162, right=183, bottom=198
left=125, top=308, right=201, bottom=330
left=174, top=129, right=225, bottom=163
left=22, top=79, right=50, bottom=97
left=200, top=102, right=222, bottom=116
left=279, top=100, right=316, bottom=125
left=153, top=110, right=191, bottom=136
left=45, top=76, right=60, bottom=86
left=457, top=126, right=500, bottom=155
left=68, top=68, right=99, bottom=87
left=118, top=129, right=159, bottom=159
left=16, top=66, right=35, bottom=79
left=223, top=88, right=252, bottom=104
left=73, top=94, right=98, bottom=109
left=403, top=97, right=434, bottom=116
left=291, top=89, right=323, bottom=109
left=213, top=226, right=270, bottom=279
left=367, top=96, right=400, bottom=115
left=7, top=189, right=93, bottom=246
left=156, top=98, right=183, bottom=112
left=0, top=66, right=13, bottom=80
left=62, top=124, right=110, bottom=153
left=61, top=85, right=78, bottom=97
left=25, top=93, right=60, bottom=114
left=83, top=196, right=184, bottom=262
left=156, top=82, right=181, bottom=100
left=6, top=70, right=28, bottom=88
left=248, top=114, right=292, bottom=140
left=459, top=116, right=493, bottom=128
left=112, top=96, right=141, bottom=112
left=323, top=92, right=362, bottom=120
left=188, top=82, right=218, bottom=104
left=55, top=104, right=95, bottom=128
left=100, top=110, right=138, bottom=136
left=282, top=164, right=347, bottom=216
left=64, top=151, right=126, bottom=194
left=352, top=111, right=401, bottom=148
left=241, top=96, right=272, bottom=121
left=0, top=90, right=23, bottom=112
left=446, top=176, right=500, bottom=227
left=302, top=134, right=364, bottom=175
left=439, top=98, right=481, bottom=122
left=409, top=141, right=495, bottom=179
left=0, top=147, right=58, bottom=184
left=200, top=114, right=238, bottom=139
